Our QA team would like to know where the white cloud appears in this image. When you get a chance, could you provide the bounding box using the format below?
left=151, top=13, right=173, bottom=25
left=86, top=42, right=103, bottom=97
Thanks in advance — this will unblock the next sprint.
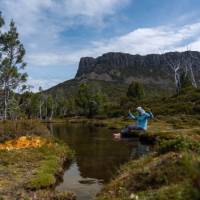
left=27, top=77, right=64, bottom=92
left=62, top=0, right=129, bottom=17
left=90, top=23, right=200, bottom=55
left=27, top=22, right=200, bottom=68
left=0, top=0, right=129, bottom=37
left=27, top=53, right=76, bottom=67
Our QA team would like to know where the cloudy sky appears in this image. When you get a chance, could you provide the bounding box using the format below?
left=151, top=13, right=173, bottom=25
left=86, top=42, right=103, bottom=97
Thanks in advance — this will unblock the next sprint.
left=0, top=0, right=200, bottom=91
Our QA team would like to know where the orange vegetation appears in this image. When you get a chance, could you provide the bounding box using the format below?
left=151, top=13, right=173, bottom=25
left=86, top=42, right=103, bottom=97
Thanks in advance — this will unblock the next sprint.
left=0, top=136, right=48, bottom=150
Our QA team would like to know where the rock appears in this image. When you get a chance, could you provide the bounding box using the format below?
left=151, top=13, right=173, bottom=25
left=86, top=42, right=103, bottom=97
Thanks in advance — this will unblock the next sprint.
left=75, top=51, right=200, bottom=89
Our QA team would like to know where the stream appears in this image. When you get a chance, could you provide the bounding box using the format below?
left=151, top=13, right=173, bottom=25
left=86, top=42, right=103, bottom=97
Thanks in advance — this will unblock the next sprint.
left=48, top=123, right=150, bottom=200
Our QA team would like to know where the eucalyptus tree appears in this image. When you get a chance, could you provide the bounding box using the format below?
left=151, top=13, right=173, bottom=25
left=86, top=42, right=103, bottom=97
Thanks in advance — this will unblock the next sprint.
left=0, top=19, right=27, bottom=119
left=164, top=51, right=198, bottom=94
left=127, top=81, right=145, bottom=99
left=181, top=51, right=198, bottom=88
left=0, top=12, right=5, bottom=117
left=164, top=53, right=182, bottom=94
left=75, top=83, right=106, bottom=117
left=47, top=95, right=54, bottom=120
left=38, top=86, right=45, bottom=119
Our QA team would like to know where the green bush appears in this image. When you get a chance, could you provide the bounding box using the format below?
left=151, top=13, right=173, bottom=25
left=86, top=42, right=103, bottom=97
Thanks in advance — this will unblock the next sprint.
left=158, top=137, right=200, bottom=154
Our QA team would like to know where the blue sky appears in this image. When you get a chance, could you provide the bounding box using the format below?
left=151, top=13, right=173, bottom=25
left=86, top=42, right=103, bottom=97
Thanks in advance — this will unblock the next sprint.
left=0, top=0, right=200, bottom=91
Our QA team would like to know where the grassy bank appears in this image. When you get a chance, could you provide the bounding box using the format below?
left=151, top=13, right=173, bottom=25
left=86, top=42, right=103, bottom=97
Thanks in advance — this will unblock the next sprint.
left=68, top=115, right=200, bottom=141
left=66, top=115, right=200, bottom=200
left=0, top=120, right=75, bottom=200
left=97, top=151, right=200, bottom=200
left=88, top=115, right=200, bottom=200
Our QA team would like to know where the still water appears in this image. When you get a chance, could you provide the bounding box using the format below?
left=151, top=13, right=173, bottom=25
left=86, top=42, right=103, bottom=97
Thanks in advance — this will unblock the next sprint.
left=48, top=123, right=150, bottom=200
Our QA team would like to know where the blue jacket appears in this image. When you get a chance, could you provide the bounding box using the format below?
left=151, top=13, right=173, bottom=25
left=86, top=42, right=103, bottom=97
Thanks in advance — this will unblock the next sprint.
left=128, top=111, right=154, bottom=130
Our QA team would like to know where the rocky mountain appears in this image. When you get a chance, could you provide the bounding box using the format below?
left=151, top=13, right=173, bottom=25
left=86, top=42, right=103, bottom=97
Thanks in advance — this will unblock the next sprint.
left=75, top=51, right=200, bottom=87
left=46, top=51, right=200, bottom=98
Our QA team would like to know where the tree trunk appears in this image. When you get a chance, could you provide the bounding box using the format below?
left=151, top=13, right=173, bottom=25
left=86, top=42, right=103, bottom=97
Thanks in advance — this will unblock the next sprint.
left=189, top=65, right=197, bottom=88
left=4, top=95, right=7, bottom=120
left=45, top=101, right=48, bottom=120
left=50, top=103, right=53, bottom=121
left=39, top=101, right=42, bottom=120
left=4, top=84, right=8, bottom=120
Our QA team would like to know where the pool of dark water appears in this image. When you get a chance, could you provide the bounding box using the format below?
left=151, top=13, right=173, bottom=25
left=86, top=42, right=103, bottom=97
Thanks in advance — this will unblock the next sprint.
left=48, top=123, right=150, bottom=200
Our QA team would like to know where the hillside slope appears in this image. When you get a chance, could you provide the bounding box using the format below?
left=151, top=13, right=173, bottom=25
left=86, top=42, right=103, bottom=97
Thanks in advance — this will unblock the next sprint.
left=46, top=51, right=200, bottom=98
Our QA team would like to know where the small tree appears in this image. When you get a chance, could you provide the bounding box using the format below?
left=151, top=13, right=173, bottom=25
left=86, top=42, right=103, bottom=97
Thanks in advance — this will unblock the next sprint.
left=47, top=95, right=54, bottom=120
left=0, top=12, right=4, bottom=28
left=0, top=19, right=27, bottom=119
left=164, top=51, right=198, bottom=94
left=180, top=71, right=193, bottom=90
left=61, top=97, right=75, bottom=117
left=38, top=87, right=45, bottom=120
left=75, top=83, right=91, bottom=115
left=9, top=94, right=22, bottom=120
left=182, top=51, right=197, bottom=88
left=127, top=81, right=145, bottom=99
left=75, top=83, right=106, bottom=117
left=164, top=53, right=182, bottom=94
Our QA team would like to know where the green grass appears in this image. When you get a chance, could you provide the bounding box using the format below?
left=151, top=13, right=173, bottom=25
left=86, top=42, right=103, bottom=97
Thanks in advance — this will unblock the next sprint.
left=97, top=152, right=200, bottom=200
left=96, top=113, right=200, bottom=200
left=138, top=183, right=200, bottom=200
left=158, top=137, right=200, bottom=154
left=27, top=141, right=74, bottom=190
left=0, top=120, right=75, bottom=199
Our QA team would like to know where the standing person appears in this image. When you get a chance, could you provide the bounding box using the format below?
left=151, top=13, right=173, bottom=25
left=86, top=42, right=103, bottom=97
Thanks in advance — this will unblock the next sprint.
left=114, top=107, right=153, bottom=138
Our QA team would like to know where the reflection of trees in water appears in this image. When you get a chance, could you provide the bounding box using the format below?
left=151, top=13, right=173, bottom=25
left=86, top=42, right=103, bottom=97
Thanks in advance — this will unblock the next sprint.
left=51, top=124, right=148, bottom=182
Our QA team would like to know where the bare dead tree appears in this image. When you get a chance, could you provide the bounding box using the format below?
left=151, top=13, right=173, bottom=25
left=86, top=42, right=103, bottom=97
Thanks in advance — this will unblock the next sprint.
left=164, top=49, right=199, bottom=93
left=181, top=50, right=198, bottom=88
left=164, top=53, right=182, bottom=94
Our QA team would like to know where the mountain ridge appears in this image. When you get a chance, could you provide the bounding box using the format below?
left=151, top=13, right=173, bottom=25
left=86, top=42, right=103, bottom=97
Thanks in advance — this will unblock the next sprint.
left=46, top=51, right=200, bottom=98
left=75, top=51, right=200, bottom=85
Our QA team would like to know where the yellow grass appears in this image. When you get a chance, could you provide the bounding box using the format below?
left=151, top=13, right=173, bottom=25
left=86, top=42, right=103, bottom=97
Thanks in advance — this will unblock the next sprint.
left=0, top=136, right=48, bottom=150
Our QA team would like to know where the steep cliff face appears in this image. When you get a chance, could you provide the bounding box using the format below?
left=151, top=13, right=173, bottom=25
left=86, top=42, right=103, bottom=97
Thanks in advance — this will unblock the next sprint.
left=46, top=51, right=200, bottom=99
left=75, top=51, right=200, bottom=87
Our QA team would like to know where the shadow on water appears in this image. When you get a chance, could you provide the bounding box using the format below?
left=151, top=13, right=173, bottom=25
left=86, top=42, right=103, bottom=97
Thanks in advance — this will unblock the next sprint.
left=48, top=123, right=150, bottom=200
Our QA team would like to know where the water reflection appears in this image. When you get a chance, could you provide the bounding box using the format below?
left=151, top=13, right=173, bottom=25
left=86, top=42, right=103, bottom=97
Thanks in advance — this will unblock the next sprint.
left=48, top=123, right=150, bottom=200
left=130, top=142, right=150, bottom=159
left=56, top=162, right=102, bottom=200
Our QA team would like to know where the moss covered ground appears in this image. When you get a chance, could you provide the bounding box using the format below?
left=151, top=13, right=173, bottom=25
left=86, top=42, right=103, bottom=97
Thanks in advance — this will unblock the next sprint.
left=0, top=120, right=75, bottom=200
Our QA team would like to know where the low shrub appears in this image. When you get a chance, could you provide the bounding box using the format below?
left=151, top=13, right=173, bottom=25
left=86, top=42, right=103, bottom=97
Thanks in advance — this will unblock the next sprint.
left=0, top=120, right=50, bottom=142
left=158, top=137, right=200, bottom=154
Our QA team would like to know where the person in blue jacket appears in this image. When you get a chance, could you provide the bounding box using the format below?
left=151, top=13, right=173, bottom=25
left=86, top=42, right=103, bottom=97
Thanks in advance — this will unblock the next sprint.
left=114, top=107, right=153, bottom=138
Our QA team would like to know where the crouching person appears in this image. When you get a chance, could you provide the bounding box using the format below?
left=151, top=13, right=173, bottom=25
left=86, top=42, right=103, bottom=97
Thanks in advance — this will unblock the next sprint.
left=114, top=107, right=153, bottom=138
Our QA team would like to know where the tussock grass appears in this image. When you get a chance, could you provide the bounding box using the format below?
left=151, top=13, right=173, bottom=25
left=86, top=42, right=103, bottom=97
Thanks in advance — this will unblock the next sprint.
left=97, top=152, right=200, bottom=200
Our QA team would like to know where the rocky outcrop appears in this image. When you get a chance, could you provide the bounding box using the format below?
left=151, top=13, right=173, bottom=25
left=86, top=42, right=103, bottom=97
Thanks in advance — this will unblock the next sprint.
left=75, top=51, right=200, bottom=87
